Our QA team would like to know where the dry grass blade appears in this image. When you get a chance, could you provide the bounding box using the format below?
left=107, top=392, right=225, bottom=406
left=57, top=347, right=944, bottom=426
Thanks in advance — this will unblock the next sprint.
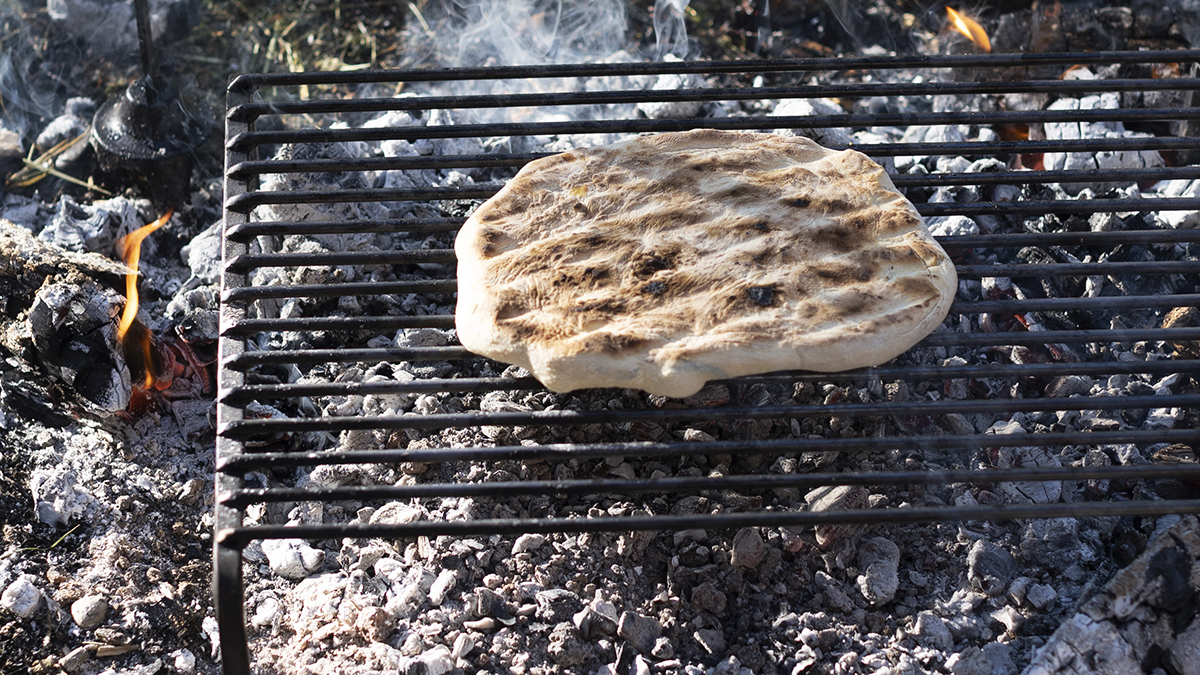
left=6, top=130, right=113, bottom=195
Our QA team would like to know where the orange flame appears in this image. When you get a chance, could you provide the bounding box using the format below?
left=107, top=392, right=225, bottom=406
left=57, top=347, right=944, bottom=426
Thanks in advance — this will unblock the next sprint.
left=946, top=7, right=991, bottom=53
left=116, top=209, right=172, bottom=387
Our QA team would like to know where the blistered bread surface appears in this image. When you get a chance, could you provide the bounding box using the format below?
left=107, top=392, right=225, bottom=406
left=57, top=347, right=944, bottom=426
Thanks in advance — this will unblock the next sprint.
left=455, top=129, right=956, bottom=397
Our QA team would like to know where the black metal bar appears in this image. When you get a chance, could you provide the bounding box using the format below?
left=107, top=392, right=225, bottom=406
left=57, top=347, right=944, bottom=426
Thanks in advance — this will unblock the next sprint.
left=218, top=295, right=1199, bottom=341
left=951, top=294, right=1200, bottom=314
left=893, top=166, right=1200, bottom=189
left=219, top=326, right=1200, bottom=371
left=865, top=137, right=1200, bottom=157
left=215, top=83, right=252, bottom=675
left=225, top=49, right=1200, bottom=93
left=222, top=346, right=471, bottom=371
left=216, top=428, right=1200, bottom=472
left=227, top=78, right=1200, bottom=120
left=223, top=249, right=457, bottom=272
left=225, top=185, right=499, bottom=212
left=222, top=279, right=457, bottom=302
left=225, top=138, right=1200, bottom=180
left=225, top=218, right=460, bottom=241
left=226, top=138, right=1200, bottom=180
left=217, top=392, right=1200, bottom=438
left=922, top=198, right=1200, bottom=218
left=133, top=0, right=159, bottom=84
left=954, top=261, right=1200, bottom=278
left=920, top=327, right=1200, bottom=346
left=941, top=230, right=1200, bottom=248
left=225, top=108, right=1200, bottom=152
left=220, top=463, right=1200, bottom=508
left=220, top=315, right=456, bottom=337
left=217, top=358, right=1192, bottom=405
left=215, top=499, right=1200, bottom=548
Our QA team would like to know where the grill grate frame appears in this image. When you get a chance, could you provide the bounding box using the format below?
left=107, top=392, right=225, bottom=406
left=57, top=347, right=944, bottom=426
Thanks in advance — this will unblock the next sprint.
left=217, top=50, right=1200, bottom=673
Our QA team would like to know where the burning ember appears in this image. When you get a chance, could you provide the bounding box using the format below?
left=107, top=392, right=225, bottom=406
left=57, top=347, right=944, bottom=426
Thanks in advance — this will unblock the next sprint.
left=115, top=209, right=172, bottom=388
left=945, top=6, right=991, bottom=52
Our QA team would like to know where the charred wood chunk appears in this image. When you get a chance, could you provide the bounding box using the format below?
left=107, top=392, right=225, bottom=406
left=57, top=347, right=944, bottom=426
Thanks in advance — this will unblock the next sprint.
left=28, top=276, right=130, bottom=412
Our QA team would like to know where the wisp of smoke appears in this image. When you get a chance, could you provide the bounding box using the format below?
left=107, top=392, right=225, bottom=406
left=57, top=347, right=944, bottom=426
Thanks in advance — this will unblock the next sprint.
left=419, top=0, right=629, bottom=67
left=0, top=50, right=62, bottom=140
left=653, top=0, right=691, bottom=60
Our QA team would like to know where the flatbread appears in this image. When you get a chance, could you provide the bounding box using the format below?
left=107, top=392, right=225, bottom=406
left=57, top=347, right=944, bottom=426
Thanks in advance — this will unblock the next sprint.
left=455, top=129, right=956, bottom=398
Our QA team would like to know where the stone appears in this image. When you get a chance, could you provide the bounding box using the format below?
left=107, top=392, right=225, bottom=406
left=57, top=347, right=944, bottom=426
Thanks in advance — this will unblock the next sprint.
left=59, top=645, right=90, bottom=672
left=535, top=588, right=584, bottom=624
left=730, top=527, right=766, bottom=569
left=169, top=649, right=196, bottom=675
left=856, top=537, right=900, bottom=605
left=429, top=569, right=457, bottom=606
left=815, top=571, right=856, bottom=614
left=693, top=627, right=726, bottom=655
left=805, top=485, right=870, bottom=547
left=547, top=622, right=590, bottom=666
left=463, top=617, right=496, bottom=631
left=945, top=646, right=990, bottom=675
left=70, top=594, right=108, bottom=629
left=913, top=611, right=953, bottom=651
left=990, top=605, right=1025, bottom=635
left=355, top=606, right=395, bottom=642
left=261, top=539, right=325, bottom=580
left=1046, top=375, right=1093, bottom=398
left=1, top=575, right=43, bottom=618
left=451, top=633, right=474, bottom=660
left=512, top=533, right=546, bottom=554
left=967, top=540, right=1016, bottom=596
left=925, top=215, right=980, bottom=237
left=651, top=636, right=675, bottom=659
left=690, top=581, right=727, bottom=615
left=400, top=645, right=453, bottom=675
left=617, top=611, right=662, bottom=653
left=1026, top=583, right=1057, bottom=610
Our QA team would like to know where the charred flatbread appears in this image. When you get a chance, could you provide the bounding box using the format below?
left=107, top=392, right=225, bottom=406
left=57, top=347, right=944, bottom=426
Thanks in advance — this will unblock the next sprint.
left=455, top=129, right=956, bottom=398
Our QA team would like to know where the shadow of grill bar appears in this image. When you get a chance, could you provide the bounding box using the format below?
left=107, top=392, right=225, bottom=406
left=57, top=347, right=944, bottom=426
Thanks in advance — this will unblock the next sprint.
left=217, top=50, right=1200, bottom=674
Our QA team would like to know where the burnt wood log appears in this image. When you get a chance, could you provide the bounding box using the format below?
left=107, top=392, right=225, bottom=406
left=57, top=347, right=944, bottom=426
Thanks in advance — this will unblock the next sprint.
left=1023, top=515, right=1200, bottom=675
left=0, top=219, right=134, bottom=411
left=0, top=218, right=128, bottom=317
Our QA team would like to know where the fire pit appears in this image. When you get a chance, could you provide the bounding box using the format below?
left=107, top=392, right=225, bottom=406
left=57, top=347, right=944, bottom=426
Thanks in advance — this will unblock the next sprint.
left=214, top=49, right=1200, bottom=673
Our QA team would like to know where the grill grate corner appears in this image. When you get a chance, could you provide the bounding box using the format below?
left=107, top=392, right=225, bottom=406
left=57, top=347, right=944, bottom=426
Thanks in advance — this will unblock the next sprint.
left=217, top=51, right=1200, bottom=673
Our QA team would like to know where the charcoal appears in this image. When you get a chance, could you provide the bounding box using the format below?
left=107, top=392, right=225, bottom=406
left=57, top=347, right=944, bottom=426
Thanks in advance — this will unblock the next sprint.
left=28, top=276, right=130, bottom=411
left=967, top=540, right=1016, bottom=596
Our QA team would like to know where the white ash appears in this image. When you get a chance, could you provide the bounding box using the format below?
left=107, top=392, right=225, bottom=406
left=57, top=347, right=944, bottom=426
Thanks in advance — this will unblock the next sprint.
left=1042, top=91, right=1164, bottom=196
left=38, top=194, right=147, bottom=255
left=771, top=97, right=850, bottom=148
left=0, top=126, right=21, bottom=160
left=636, top=57, right=708, bottom=120
left=34, top=98, right=95, bottom=168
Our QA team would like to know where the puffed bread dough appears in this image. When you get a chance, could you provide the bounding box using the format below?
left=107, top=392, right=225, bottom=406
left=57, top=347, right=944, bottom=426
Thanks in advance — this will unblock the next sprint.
left=455, top=130, right=956, bottom=397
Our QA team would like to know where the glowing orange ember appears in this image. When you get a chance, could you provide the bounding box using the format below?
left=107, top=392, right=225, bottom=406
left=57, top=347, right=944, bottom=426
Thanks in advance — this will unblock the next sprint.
left=116, top=209, right=172, bottom=387
left=946, top=7, right=991, bottom=53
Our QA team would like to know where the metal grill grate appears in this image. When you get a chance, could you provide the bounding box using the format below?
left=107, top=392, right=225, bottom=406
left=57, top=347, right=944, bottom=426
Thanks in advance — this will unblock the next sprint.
left=217, top=50, right=1200, bottom=672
